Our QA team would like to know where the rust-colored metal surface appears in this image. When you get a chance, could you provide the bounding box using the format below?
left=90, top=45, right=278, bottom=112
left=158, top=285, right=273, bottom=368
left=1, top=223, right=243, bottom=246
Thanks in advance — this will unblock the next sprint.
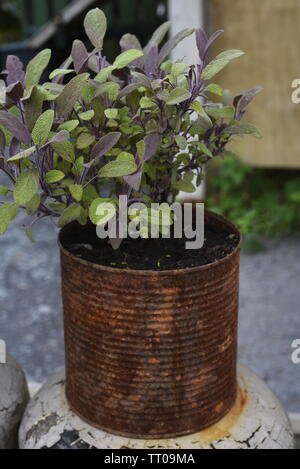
left=59, top=211, right=241, bottom=439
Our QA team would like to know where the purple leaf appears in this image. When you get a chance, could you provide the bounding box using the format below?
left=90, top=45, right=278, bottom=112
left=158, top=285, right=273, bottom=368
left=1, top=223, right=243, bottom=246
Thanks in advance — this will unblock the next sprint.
left=124, top=170, right=143, bottom=191
left=72, top=40, right=89, bottom=74
left=144, top=46, right=159, bottom=76
left=120, top=34, right=144, bottom=69
left=204, top=30, right=224, bottom=58
left=9, top=137, right=20, bottom=157
left=144, top=134, right=161, bottom=161
left=6, top=55, right=25, bottom=86
left=85, top=132, right=121, bottom=168
left=196, top=29, right=208, bottom=61
left=0, top=128, right=5, bottom=153
left=0, top=111, right=31, bottom=145
left=42, top=130, right=70, bottom=148
left=6, top=82, right=23, bottom=101
left=159, top=29, right=195, bottom=65
left=118, top=83, right=140, bottom=99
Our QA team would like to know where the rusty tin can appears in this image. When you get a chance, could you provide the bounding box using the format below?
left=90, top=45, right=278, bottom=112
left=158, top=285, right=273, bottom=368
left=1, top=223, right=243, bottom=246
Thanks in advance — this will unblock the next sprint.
left=59, top=211, right=241, bottom=439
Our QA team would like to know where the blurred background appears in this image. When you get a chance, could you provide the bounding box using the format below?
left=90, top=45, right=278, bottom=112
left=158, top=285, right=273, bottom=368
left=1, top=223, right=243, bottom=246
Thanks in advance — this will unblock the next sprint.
left=0, top=0, right=299, bottom=433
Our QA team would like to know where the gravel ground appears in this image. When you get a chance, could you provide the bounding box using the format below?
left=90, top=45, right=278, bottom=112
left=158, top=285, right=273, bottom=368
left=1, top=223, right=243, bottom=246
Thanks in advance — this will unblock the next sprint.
left=0, top=208, right=299, bottom=416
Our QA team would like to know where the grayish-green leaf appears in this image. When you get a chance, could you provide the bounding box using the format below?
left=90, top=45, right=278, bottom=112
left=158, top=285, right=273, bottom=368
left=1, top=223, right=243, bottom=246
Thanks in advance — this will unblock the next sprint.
left=7, top=146, right=36, bottom=163
left=166, top=87, right=191, bottom=106
left=99, top=160, right=137, bottom=178
left=32, top=110, right=54, bottom=146
left=57, top=204, right=81, bottom=227
left=56, top=73, right=89, bottom=118
left=113, top=50, right=144, bottom=69
left=14, top=169, right=39, bottom=205
left=25, top=49, right=52, bottom=89
left=84, top=8, right=107, bottom=50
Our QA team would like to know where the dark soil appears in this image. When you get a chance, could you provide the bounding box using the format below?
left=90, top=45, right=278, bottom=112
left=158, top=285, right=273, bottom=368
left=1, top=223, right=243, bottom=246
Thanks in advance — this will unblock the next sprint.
left=62, top=222, right=240, bottom=271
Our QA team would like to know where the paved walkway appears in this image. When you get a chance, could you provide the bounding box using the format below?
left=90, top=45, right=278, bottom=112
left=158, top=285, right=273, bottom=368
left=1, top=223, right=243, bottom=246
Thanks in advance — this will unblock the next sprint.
left=0, top=212, right=299, bottom=414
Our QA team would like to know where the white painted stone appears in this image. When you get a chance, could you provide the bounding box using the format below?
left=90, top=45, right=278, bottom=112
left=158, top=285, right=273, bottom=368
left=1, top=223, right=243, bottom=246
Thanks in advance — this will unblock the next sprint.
left=19, top=365, right=294, bottom=450
left=0, top=353, right=29, bottom=449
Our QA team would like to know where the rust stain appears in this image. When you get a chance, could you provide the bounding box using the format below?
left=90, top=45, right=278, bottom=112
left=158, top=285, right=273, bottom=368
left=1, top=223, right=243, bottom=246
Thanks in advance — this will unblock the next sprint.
left=198, top=386, right=249, bottom=445
left=59, top=211, right=241, bottom=439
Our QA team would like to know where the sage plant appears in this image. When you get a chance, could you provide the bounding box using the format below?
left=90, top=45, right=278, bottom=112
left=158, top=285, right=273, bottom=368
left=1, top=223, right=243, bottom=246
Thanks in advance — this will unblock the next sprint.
left=0, top=8, right=261, bottom=244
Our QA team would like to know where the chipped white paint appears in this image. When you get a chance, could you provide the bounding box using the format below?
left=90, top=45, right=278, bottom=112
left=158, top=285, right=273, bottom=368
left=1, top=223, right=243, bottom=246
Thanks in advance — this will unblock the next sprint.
left=19, top=365, right=294, bottom=450
left=0, top=353, right=29, bottom=449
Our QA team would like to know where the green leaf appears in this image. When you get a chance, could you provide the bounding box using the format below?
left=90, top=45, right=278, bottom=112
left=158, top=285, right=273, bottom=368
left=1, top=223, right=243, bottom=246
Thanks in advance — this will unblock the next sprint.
left=78, top=110, right=95, bottom=121
left=84, top=8, right=107, bottom=50
left=173, top=179, right=195, bottom=193
left=99, top=160, right=137, bottom=178
left=0, top=184, right=8, bottom=196
left=76, top=133, right=95, bottom=149
left=95, top=82, right=120, bottom=101
left=45, top=170, right=65, bottom=184
left=171, top=63, right=188, bottom=77
left=69, top=184, right=83, bottom=202
left=26, top=194, right=41, bottom=215
left=140, top=97, right=156, bottom=109
left=113, top=49, right=144, bottom=69
left=51, top=140, right=75, bottom=162
left=226, top=122, right=262, bottom=138
left=190, top=101, right=205, bottom=115
left=49, top=202, right=66, bottom=212
left=0, top=203, right=18, bottom=235
left=58, top=120, right=79, bottom=132
left=95, top=66, right=116, bottom=83
left=25, top=226, right=36, bottom=243
left=57, top=204, right=81, bottom=227
left=206, top=83, right=224, bottom=96
left=104, top=109, right=118, bottom=119
left=14, top=169, right=39, bottom=205
left=32, top=110, right=54, bottom=146
left=49, top=69, right=75, bottom=80
left=198, top=143, right=213, bottom=158
left=25, top=49, right=52, bottom=89
left=136, top=141, right=146, bottom=161
left=7, top=146, right=36, bottom=163
left=206, top=106, right=235, bottom=120
left=166, top=87, right=191, bottom=106
left=201, top=58, right=230, bottom=81
left=175, top=135, right=187, bottom=150
left=56, top=73, right=89, bottom=118
left=216, top=49, right=245, bottom=61
left=89, top=198, right=116, bottom=226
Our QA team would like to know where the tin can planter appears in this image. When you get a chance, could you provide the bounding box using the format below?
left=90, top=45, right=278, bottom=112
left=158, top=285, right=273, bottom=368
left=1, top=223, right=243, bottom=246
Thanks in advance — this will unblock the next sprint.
left=59, top=211, right=241, bottom=439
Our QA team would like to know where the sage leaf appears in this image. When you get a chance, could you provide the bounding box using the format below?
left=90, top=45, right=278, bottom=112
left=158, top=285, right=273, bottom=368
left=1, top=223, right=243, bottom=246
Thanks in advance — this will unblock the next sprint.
left=7, top=146, right=36, bottom=163
left=89, top=198, right=116, bottom=225
left=49, top=69, right=75, bottom=80
left=56, top=73, right=89, bottom=118
left=25, top=49, right=52, bottom=89
left=99, top=160, right=137, bottom=178
left=26, top=194, right=41, bottom=215
left=45, top=170, right=65, bottom=184
left=166, top=88, right=191, bottom=106
left=25, top=226, right=36, bottom=243
left=69, top=184, right=83, bottom=202
left=84, top=8, right=107, bottom=50
left=0, top=111, right=31, bottom=145
left=113, top=50, right=144, bottom=69
left=0, top=203, right=18, bottom=235
left=57, top=204, right=81, bottom=227
left=32, top=110, right=54, bottom=146
left=201, top=57, right=230, bottom=81
left=14, top=169, right=39, bottom=205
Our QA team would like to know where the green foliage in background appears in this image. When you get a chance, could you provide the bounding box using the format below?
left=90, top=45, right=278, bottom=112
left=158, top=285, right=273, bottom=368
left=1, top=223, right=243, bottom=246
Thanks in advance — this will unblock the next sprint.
left=207, top=156, right=300, bottom=250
